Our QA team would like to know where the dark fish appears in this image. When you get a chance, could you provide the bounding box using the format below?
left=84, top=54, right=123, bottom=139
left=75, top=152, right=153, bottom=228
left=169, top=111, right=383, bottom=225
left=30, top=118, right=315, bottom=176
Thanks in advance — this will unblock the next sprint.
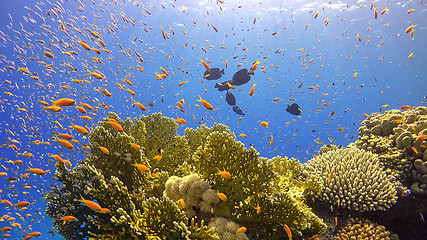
left=203, top=68, right=224, bottom=80
left=286, top=103, right=301, bottom=115
left=230, top=68, right=251, bottom=85
left=225, top=91, right=236, bottom=106
left=232, top=105, right=245, bottom=116
left=215, top=68, right=251, bottom=92
left=215, top=81, right=232, bottom=91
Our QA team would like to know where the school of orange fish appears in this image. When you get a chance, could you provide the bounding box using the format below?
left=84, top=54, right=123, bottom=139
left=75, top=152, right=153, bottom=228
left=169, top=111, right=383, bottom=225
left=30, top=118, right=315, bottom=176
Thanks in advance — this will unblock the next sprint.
left=0, top=0, right=425, bottom=238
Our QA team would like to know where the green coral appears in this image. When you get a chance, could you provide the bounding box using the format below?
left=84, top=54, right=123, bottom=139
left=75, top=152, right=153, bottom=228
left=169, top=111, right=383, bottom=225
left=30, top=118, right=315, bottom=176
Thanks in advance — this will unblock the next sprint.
left=305, top=147, right=398, bottom=212
left=46, top=112, right=327, bottom=240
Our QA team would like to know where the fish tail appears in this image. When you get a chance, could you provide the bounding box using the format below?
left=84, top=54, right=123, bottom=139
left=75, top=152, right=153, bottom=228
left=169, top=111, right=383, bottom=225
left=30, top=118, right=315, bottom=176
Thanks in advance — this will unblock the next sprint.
left=220, top=69, right=225, bottom=74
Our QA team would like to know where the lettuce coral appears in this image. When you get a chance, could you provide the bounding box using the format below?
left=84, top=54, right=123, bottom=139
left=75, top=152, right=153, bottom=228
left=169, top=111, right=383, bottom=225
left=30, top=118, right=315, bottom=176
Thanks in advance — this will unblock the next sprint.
left=305, top=147, right=398, bottom=212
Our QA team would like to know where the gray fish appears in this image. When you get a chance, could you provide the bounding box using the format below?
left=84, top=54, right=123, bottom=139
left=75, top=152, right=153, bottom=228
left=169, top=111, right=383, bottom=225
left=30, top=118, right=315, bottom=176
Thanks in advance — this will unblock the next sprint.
left=232, top=106, right=245, bottom=116
left=204, top=68, right=224, bottom=80
left=215, top=68, right=251, bottom=92
left=286, top=103, right=301, bottom=115
left=226, top=91, right=236, bottom=106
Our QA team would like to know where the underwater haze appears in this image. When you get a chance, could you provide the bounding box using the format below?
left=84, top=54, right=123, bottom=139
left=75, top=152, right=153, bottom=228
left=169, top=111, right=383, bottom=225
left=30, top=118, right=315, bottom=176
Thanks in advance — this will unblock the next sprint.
left=0, top=0, right=426, bottom=239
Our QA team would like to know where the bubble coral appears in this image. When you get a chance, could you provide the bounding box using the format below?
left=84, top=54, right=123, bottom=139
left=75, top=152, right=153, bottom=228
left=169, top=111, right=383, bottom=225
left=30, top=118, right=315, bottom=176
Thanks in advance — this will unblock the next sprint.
left=305, top=147, right=398, bottom=212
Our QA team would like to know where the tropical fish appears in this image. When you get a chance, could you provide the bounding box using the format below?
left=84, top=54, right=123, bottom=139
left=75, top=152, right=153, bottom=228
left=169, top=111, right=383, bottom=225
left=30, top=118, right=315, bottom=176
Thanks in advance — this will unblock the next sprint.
left=225, top=91, right=236, bottom=106
left=197, top=96, right=214, bottom=111
left=286, top=103, right=301, bottom=115
left=203, top=68, right=225, bottom=80
left=232, top=106, right=245, bottom=116
left=75, top=196, right=102, bottom=211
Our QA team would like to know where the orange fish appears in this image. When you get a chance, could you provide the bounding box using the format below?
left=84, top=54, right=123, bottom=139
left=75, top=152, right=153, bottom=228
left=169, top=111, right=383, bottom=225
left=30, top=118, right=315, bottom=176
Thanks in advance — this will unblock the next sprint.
left=353, top=72, right=358, bottom=78
left=284, top=224, right=292, bottom=240
left=416, top=135, right=427, bottom=142
left=216, top=191, right=227, bottom=201
left=134, top=101, right=146, bottom=111
left=28, top=168, right=48, bottom=175
left=216, top=170, right=231, bottom=179
left=55, top=137, right=74, bottom=149
left=236, top=226, right=247, bottom=233
left=250, top=61, right=260, bottom=73
left=400, top=105, right=413, bottom=110
left=374, top=8, right=378, bottom=19
left=197, top=96, right=214, bottom=111
left=174, top=118, right=187, bottom=124
left=14, top=201, right=30, bottom=208
left=133, top=164, right=150, bottom=172
left=405, top=25, right=415, bottom=34
left=99, top=146, right=110, bottom=154
left=60, top=215, right=77, bottom=224
left=357, top=33, right=361, bottom=42
left=44, top=106, right=63, bottom=112
left=408, top=52, right=414, bottom=59
left=411, top=146, right=418, bottom=154
left=78, top=40, right=91, bottom=51
left=260, top=121, right=269, bottom=128
left=109, top=121, right=124, bottom=132
left=200, top=59, right=210, bottom=70
left=89, top=71, right=103, bottom=79
left=249, top=82, right=256, bottom=96
left=75, top=196, right=102, bottom=211
left=178, top=80, right=188, bottom=86
left=71, top=124, right=89, bottom=135
left=407, top=9, right=415, bottom=14
left=380, top=8, right=388, bottom=15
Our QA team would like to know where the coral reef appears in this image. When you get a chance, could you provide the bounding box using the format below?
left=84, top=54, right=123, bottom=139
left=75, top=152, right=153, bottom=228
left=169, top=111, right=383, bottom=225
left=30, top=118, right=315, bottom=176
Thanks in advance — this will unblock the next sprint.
left=355, top=106, right=427, bottom=192
left=305, top=147, right=398, bottom=212
left=46, top=112, right=327, bottom=239
left=333, top=217, right=391, bottom=240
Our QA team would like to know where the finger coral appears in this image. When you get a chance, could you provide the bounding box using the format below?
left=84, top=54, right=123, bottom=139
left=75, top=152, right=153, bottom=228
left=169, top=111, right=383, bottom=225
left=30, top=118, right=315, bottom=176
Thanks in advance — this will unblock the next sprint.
left=305, top=147, right=398, bottom=212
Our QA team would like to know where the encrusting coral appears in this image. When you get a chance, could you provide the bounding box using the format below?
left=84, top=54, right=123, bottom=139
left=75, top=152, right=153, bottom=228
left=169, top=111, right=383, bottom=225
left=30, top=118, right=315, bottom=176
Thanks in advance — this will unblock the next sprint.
left=355, top=106, right=427, bottom=192
left=46, top=112, right=327, bottom=239
left=305, top=147, right=398, bottom=212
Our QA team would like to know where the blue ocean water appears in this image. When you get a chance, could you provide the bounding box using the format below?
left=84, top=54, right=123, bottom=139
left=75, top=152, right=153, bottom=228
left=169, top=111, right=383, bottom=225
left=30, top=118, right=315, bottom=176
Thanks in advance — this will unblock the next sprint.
left=0, top=0, right=425, bottom=239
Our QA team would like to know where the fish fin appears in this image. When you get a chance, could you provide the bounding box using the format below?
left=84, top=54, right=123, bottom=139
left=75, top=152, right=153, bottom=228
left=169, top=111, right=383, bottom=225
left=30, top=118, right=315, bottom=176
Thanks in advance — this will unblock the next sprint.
left=220, top=69, right=225, bottom=74
left=214, top=83, right=219, bottom=88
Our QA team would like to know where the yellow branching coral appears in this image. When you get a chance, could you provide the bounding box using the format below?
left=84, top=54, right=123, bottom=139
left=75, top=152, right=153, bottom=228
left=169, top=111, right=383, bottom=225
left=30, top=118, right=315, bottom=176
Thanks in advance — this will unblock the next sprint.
left=47, top=112, right=327, bottom=240
left=305, top=147, right=398, bottom=212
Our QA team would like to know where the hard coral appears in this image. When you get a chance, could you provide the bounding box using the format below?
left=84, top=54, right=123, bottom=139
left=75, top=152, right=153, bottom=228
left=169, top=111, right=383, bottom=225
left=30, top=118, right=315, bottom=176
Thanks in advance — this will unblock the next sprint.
left=333, top=217, right=391, bottom=240
left=47, top=112, right=327, bottom=239
left=305, top=147, right=398, bottom=212
left=355, top=106, right=427, bottom=193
